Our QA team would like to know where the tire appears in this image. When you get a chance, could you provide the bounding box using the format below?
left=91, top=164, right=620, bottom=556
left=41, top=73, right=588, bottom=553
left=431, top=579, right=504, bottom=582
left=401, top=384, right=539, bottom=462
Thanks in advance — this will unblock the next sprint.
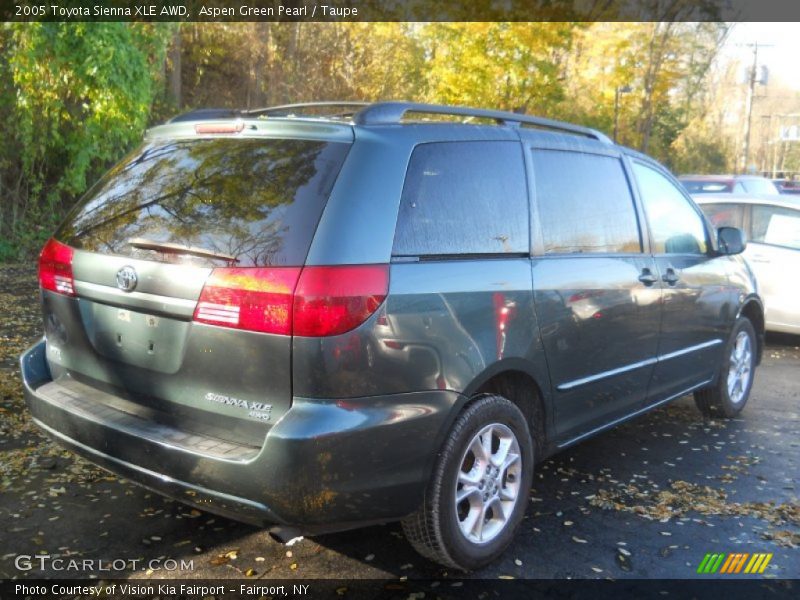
left=401, top=395, right=534, bottom=571
left=694, top=317, right=757, bottom=419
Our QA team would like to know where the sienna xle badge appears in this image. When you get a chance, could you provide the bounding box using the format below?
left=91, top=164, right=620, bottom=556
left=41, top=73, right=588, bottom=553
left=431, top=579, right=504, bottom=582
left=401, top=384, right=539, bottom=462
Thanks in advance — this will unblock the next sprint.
left=21, top=102, right=764, bottom=570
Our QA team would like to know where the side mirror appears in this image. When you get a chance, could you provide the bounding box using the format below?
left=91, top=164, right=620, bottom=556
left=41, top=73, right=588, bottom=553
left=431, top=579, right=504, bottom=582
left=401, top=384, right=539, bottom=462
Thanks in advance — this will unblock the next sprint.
left=717, top=227, right=746, bottom=255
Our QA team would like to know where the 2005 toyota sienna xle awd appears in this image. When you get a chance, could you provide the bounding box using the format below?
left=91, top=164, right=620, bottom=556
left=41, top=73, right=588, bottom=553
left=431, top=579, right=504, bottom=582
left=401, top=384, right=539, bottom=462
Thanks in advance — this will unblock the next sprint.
left=21, top=102, right=764, bottom=570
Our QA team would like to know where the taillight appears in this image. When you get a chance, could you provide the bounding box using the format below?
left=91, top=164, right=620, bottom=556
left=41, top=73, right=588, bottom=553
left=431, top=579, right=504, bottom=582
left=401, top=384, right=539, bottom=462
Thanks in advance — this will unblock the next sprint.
left=38, top=238, right=76, bottom=296
left=193, top=264, right=389, bottom=337
left=293, top=265, right=389, bottom=337
left=193, top=267, right=301, bottom=334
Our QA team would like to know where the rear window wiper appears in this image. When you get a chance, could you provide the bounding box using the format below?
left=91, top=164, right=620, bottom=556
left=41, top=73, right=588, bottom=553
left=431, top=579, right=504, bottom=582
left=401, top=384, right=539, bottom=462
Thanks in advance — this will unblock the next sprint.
left=127, top=238, right=239, bottom=263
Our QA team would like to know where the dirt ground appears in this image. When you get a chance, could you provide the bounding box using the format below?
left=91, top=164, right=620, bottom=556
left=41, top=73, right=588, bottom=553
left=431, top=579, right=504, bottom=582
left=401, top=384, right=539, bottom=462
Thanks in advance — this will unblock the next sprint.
left=1, top=265, right=798, bottom=581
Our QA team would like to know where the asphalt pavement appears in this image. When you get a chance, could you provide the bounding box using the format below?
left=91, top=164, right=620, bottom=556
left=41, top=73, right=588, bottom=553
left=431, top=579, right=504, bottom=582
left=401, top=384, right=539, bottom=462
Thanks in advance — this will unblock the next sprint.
left=0, top=266, right=797, bottom=581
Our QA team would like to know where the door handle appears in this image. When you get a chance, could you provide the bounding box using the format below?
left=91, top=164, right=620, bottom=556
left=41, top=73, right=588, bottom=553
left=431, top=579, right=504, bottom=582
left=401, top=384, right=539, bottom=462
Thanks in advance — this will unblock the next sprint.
left=638, top=268, right=658, bottom=286
left=662, top=267, right=679, bottom=285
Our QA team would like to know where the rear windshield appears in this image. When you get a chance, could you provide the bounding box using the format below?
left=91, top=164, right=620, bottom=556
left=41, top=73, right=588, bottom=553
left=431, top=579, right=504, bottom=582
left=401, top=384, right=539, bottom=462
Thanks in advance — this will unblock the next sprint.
left=57, top=137, right=350, bottom=266
left=680, top=180, right=732, bottom=194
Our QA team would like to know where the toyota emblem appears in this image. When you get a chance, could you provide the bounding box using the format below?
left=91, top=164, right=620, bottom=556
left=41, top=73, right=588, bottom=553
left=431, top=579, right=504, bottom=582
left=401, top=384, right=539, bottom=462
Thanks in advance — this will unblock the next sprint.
left=116, top=266, right=138, bottom=292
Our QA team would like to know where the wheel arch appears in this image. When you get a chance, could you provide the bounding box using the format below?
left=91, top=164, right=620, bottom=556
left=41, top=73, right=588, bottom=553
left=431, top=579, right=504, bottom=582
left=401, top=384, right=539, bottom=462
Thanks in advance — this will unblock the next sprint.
left=462, top=361, right=551, bottom=461
left=738, top=296, right=765, bottom=365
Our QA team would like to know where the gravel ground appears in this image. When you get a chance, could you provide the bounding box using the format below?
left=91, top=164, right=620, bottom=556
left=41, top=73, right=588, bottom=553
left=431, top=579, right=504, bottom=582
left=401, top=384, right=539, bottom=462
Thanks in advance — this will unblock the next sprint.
left=1, top=265, right=797, bottom=581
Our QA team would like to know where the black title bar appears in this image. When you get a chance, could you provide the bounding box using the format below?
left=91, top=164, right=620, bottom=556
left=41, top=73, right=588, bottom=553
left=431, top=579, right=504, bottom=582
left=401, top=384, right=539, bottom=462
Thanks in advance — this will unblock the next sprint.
left=2, top=578, right=799, bottom=600
left=2, top=0, right=800, bottom=22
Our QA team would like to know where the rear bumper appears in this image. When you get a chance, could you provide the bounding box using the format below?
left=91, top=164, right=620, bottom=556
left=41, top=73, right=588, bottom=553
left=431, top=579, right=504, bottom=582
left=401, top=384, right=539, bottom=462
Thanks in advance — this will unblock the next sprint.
left=21, top=339, right=462, bottom=531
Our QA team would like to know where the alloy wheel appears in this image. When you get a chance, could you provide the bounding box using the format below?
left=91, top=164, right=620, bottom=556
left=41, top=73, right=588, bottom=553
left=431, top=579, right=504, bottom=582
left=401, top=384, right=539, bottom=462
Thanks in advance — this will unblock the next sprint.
left=727, top=331, right=752, bottom=406
left=454, top=423, right=522, bottom=544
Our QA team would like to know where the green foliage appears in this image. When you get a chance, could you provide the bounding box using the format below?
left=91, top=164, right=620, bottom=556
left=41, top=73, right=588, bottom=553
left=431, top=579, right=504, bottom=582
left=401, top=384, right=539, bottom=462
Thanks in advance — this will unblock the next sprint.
left=0, top=23, right=170, bottom=260
left=11, top=22, right=169, bottom=196
left=418, top=23, right=578, bottom=114
left=670, top=114, right=734, bottom=175
left=0, top=240, right=16, bottom=263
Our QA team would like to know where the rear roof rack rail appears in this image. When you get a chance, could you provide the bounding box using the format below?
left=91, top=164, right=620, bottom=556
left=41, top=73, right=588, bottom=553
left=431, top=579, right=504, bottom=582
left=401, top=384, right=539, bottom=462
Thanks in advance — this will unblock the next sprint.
left=168, top=101, right=612, bottom=144
left=353, top=101, right=613, bottom=144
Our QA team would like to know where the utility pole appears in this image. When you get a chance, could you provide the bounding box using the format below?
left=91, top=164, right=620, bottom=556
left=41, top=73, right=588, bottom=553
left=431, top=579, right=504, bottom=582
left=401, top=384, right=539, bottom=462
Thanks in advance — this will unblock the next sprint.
left=739, top=42, right=772, bottom=173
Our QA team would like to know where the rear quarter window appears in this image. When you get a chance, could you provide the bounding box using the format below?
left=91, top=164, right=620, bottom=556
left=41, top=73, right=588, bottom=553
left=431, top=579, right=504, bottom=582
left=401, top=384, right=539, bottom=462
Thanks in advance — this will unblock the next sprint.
left=57, top=138, right=350, bottom=266
left=392, top=141, right=529, bottom=256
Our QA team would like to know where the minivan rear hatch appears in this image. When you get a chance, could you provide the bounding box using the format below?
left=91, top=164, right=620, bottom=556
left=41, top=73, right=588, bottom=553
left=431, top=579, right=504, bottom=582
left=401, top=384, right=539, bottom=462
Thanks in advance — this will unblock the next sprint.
left=42, top=124, right=352, bottom=449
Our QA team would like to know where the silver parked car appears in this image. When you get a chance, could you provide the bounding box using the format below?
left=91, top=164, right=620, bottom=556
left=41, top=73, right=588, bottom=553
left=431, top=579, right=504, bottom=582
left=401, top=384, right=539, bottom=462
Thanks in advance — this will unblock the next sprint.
left=680, top=174, right=781, bottom=195
left=695, top=194, right=800, bottom=335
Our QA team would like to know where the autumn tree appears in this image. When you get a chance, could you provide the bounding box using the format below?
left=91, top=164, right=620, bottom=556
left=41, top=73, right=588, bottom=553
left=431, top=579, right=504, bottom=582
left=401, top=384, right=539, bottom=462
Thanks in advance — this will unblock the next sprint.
left=0, top=23, right=170, bottom=260
left=417, top=23, right=578, bottom=114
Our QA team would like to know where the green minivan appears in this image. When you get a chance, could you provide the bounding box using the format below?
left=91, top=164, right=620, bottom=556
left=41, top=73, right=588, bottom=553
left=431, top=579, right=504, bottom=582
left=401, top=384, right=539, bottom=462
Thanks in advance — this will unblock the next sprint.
left=21, top=102, right=763, bottom=570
